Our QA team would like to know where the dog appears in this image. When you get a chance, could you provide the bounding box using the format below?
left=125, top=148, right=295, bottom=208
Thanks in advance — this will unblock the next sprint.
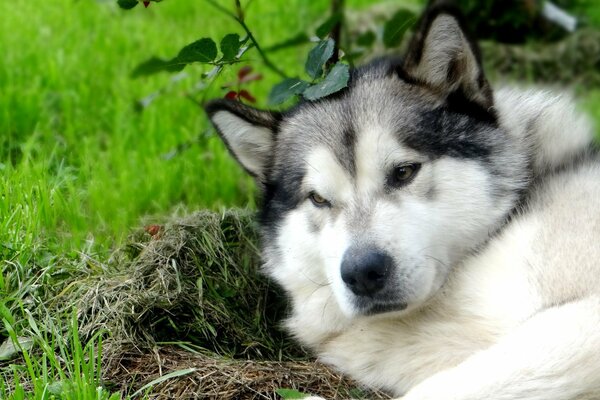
left=205, top=3, right=600, bottom=399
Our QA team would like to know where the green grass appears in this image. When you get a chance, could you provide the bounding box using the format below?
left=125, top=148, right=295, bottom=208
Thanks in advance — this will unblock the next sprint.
left=0, top=1, right=377, bottom=398
left=2, top=0, right=600, bottom=398
left=0, top=309, right=116, bottom=400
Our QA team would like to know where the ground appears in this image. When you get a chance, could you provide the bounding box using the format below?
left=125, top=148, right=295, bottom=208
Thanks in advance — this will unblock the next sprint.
left=1, top=1, right=600, bottom=399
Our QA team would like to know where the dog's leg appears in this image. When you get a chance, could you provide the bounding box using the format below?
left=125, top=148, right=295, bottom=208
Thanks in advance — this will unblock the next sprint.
left=401, top=295, right=600, bottom=400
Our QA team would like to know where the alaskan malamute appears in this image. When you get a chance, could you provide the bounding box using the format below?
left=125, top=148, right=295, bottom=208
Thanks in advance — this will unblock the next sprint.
left=206, top=3, right=600, bottom=399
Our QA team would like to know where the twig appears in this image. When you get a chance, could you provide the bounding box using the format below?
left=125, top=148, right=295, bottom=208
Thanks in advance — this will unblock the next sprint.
left=205, top=0, right=287, bottom=79
left=329, top=0, right=345, bottom=65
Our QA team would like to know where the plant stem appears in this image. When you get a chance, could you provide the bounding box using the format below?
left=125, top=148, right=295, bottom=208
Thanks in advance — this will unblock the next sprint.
left=329, top=0, right=345, bottom=65
left=205, top=0, right=287, bottom=79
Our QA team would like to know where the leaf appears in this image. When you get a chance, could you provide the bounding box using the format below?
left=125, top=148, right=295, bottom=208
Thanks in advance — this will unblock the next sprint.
left=0, top=336, right=34, bottom=361
left=316, top=12, right=343, bottom=39
left=356, top=30, right=376, bottom=47
left=132, top=38, right=218, bottom=77
left=239, top=72, right=262, bottom=83
left=177, top=38, right=218, bottom=63
left=132, top=368, right=197, bottom=397
left=383, top=9, right=416, bottom=48
left=131, top=57, right=185, bottom=78
left=268, top=78, right=310, bottom=105
left=303, top=62, right=349, bottom=101
left=224, top=91, right=239, bottom=100
left=276, top=388, right=307, bottom=399
left=220, top=33, right=241, bottom=62
left=263, top=33, right=310, bottom=52
left=305, top=38, right=335, bottom=80
left=238, top=90, right=256, bottom=103
left=47, top=382, right=64, bottom=395
left=117, top=0, right=138, bottom=9
left=237, top=65, right=253, bottom=80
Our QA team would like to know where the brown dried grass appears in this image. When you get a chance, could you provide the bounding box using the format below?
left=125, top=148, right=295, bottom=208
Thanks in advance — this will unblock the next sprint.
left=105, top=346, right=391, bottom=399
left=69, top=209, right=391, bottom=399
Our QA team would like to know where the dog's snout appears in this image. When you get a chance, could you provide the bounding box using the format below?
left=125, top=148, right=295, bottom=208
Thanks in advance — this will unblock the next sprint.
left=341, top=248, right=393, bottom=297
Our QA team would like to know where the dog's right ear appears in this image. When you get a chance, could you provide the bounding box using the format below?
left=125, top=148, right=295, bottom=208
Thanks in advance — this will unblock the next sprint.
left=402, top=1, right=494, bottom=112
left=205, top=99, right=281, bottom=184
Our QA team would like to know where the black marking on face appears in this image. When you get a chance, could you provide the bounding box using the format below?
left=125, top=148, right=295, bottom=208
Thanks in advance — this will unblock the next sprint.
left=341, top=126, right=357, bottom=176
left=446, top=88, right=497, bottom=124
left=260, top=168, right=305, bottom=241
left=405, top=108, right=494, bottom=160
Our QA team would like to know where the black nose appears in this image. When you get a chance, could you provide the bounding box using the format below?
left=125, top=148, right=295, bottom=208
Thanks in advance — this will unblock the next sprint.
left=341, top=248, right=393, bottom=297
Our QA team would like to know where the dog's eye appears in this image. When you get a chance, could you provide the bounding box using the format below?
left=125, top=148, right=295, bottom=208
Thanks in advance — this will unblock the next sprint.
left=388, top=163, right=421, bottom=188
left=309, top=192, right=331, bottom=208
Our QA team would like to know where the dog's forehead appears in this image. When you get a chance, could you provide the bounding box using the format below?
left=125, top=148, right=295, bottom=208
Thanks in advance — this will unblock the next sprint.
left=274, top=74, right=436, bottom=176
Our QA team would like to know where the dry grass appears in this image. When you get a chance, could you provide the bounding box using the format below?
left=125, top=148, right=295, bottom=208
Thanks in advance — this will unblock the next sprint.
left=65, top=209, right=391, bottom=399
left=76, top=210, right=300, bottom=361
left=105, top=346, right=391, bottom=399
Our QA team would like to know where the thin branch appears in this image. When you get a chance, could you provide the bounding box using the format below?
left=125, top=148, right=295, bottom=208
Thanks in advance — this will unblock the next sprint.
left=205, top=0, right=287, bottom=79
left=329, top=0, right=345, bottom=65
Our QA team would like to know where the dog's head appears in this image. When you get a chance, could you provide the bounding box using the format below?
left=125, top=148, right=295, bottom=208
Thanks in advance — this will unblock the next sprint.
left=206, top=5, right=528, bottom=319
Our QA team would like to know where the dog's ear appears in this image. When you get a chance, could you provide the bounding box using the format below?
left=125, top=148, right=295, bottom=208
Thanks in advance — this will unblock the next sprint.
left=205, top=99, right=281, bottom=183
left=402, top=2, right=493, bottom=112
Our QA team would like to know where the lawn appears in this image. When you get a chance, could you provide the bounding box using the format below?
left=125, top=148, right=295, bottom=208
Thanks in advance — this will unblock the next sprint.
left=1, top=0, right=600, bottom=399
left=0, top=1, right=376, bottom=398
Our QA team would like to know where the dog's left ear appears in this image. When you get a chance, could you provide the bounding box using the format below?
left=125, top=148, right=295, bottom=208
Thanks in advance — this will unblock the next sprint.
left=205, top=99, right=281, bottom=184
left=403, top=2, right=493, bottom=111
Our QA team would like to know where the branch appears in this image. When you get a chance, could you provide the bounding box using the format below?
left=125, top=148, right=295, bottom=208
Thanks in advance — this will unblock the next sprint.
left=205, top=0, right=287, bottom=78
left=329, top=0, right=345, bottom=65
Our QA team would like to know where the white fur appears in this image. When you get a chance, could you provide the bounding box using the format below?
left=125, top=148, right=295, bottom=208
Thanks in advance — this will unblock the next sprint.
left=208, top=15, right=600, bottom=400
left=273, top=88, right=600, bottom=400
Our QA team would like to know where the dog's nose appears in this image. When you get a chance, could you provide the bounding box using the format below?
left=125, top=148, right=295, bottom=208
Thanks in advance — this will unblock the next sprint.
left=341, top=248, right=393, bottom=297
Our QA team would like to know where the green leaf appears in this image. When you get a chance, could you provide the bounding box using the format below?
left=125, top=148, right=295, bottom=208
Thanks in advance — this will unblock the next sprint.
left=275, top=388, right=307, bottom=399
left=356, top=30, right=376, bottom=47
left=316, top=12, right=343, bottom=39
left=303, top=62, right=349, bottom=101
left=383, top=9, right=416, bottom=48
left=220, top=33, right=241, bottom=62
left=132, top=368, right=197, bottom=397
left=177, top=38, right=218, bottom=63
left=0, top=336, right=34, bottom=361
left=269, top=78, right=310, bottom=105
left=263, top=33, right=310, bottom=52
left=131, top=57, right=185, bottom=78
left=47, top=382, right=63, bottom=396
left=305, top=38, right=335, bottom=80
left=117, top=0, right=138, bottom=9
